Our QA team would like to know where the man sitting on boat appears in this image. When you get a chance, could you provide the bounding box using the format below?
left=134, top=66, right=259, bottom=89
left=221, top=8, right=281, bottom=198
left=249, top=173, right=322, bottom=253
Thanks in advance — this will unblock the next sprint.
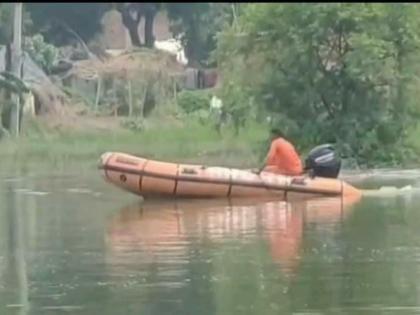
left=254, top=127, right=303, bottom=176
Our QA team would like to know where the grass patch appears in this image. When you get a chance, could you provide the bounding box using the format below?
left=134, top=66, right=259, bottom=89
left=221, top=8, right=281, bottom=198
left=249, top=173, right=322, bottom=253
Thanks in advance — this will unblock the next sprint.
left=0, top=117, right=268, bottom=173
left=407, top=124, right=420, bottom=152
left=3, top=115, right=419, bottom=175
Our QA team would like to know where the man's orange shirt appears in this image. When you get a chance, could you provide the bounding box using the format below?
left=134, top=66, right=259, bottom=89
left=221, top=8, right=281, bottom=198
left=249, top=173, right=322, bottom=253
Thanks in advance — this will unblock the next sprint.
left=265, top=137, right=303, bottom=176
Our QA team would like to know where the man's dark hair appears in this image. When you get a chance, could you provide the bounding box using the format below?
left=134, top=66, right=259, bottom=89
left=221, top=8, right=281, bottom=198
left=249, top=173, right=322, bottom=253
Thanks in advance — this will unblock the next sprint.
left=270, top=127, right=284, bottom=138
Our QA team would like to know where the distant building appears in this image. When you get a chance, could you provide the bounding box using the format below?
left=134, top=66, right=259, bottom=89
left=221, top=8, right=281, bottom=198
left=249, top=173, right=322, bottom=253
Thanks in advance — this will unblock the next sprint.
left=99, top=10, right=219, bottom=90
left=100, top=9, right=131, bottom=50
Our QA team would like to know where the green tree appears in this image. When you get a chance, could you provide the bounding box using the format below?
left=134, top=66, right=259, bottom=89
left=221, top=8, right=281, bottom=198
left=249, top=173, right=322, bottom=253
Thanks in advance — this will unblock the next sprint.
left=166, top=3, right=233, bottom=67
left=23, top=34, right=59, bottom=74
left=217, top=3, right=420, bottom=165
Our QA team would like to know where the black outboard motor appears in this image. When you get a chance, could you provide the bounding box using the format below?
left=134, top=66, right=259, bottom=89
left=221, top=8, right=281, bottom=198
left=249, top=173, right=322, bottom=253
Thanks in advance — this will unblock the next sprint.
left=304, top=144, right=341, bottom=179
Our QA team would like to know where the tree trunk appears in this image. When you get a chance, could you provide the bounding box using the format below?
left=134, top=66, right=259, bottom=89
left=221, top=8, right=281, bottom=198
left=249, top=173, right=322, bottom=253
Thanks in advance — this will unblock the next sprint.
left=395, top=48, right=405, bottom=136
left=0, top=89, right=6, bottom=136
left=139, top=85, right=146, bottom=119
left=127, top=23, right=142, bottom=47
left=121, top=6, right=142, bottom=47
left=95, top=76, right=102, bottom=112
left=185, top=20, right=200, bottom=67
left=127, top=79, right=133, bottom=117
left=144, top=11, right=156, bottom=48
left=2, top=44, right=12, bottom=131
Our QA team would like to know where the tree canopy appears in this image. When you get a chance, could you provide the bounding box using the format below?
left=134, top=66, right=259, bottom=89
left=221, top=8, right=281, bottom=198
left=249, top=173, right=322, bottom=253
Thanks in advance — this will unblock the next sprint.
left=217, top=3, right=420, bottom=165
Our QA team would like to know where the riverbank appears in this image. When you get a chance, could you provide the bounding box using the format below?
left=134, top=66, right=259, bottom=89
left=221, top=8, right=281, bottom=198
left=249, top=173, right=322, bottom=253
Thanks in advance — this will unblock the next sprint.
left=0, top=116, right=267, bottom=173
left=1, top=114, right=420, bottom=175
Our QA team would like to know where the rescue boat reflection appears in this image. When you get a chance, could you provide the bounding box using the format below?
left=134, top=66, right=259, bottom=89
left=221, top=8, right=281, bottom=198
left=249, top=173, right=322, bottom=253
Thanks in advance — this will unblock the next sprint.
left=107, top=195, right=361, bottom=276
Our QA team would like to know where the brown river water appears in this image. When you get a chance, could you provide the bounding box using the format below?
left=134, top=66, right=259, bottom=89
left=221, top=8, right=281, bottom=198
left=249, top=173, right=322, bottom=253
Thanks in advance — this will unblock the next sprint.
left=1, top=167, right=420, bottom=314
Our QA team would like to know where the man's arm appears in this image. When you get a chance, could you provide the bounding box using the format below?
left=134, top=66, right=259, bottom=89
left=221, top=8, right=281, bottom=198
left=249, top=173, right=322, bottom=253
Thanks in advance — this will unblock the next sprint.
left=255, top=154, right=269, bottom=175
left=254, top=141, right=276, bottom=175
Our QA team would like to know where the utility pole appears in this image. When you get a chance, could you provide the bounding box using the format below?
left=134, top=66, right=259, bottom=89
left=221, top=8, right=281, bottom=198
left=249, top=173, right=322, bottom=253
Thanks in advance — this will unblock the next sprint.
left=231, top=3, right=237, bottom=27
left=10, top=3, right=23, bottom=136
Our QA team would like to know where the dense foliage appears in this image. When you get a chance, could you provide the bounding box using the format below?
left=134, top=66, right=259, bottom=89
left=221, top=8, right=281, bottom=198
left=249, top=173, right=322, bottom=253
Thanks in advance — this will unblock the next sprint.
left=217, top=3, right=420, bottom=165
left=177, top=90, right=211, bottom=114
left=24, top=34, right=59, bottom=73
left=26, top=3, right=108, bottom=45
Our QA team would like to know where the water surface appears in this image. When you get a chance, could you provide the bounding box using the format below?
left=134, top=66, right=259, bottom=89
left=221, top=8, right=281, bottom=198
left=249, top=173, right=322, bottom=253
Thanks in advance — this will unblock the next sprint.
left=1, top=168, right=420, bottom=314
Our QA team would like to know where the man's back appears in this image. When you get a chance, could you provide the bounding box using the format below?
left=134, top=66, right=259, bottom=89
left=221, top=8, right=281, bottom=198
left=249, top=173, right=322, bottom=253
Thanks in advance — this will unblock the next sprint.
left=266, top=137, right=303, bottom=175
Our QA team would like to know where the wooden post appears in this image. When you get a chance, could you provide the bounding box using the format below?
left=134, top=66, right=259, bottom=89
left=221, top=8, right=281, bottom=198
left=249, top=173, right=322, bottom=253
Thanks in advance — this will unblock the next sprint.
left=173, top=79, right=177, bottom=110
left=127, top=78, right=133, bottom=117
left=10, top=3, right=23, bottom=136
left=140, top=85, right=146, bottom=119
left=112, top=78, right=118, bottom=117
left=95, top=75, right=102, bottom=113
left=231, top=3, right=237, bottom=27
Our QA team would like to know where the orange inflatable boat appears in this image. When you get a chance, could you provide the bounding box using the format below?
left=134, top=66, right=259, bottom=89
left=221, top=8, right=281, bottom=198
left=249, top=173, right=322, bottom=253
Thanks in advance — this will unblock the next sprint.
left=98, top=152, right=361, bottom=200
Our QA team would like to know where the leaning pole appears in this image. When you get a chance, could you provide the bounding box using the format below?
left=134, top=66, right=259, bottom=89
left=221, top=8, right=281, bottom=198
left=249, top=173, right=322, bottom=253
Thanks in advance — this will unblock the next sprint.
left=10, top=2, right=23, bottom=136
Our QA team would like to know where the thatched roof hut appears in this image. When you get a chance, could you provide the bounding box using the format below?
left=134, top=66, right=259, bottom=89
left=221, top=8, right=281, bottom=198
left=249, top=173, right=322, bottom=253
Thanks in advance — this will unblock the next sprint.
left=70, top=48, right=185, bottom=80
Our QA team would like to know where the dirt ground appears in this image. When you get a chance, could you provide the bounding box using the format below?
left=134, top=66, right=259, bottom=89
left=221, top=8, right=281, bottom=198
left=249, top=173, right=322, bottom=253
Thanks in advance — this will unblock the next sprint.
left=36, top=111, right=125, bottom=133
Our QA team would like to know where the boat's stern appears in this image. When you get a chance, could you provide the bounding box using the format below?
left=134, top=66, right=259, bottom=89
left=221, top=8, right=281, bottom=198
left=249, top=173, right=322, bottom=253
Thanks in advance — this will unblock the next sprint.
left=341, top=181, right=363, bottom=201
